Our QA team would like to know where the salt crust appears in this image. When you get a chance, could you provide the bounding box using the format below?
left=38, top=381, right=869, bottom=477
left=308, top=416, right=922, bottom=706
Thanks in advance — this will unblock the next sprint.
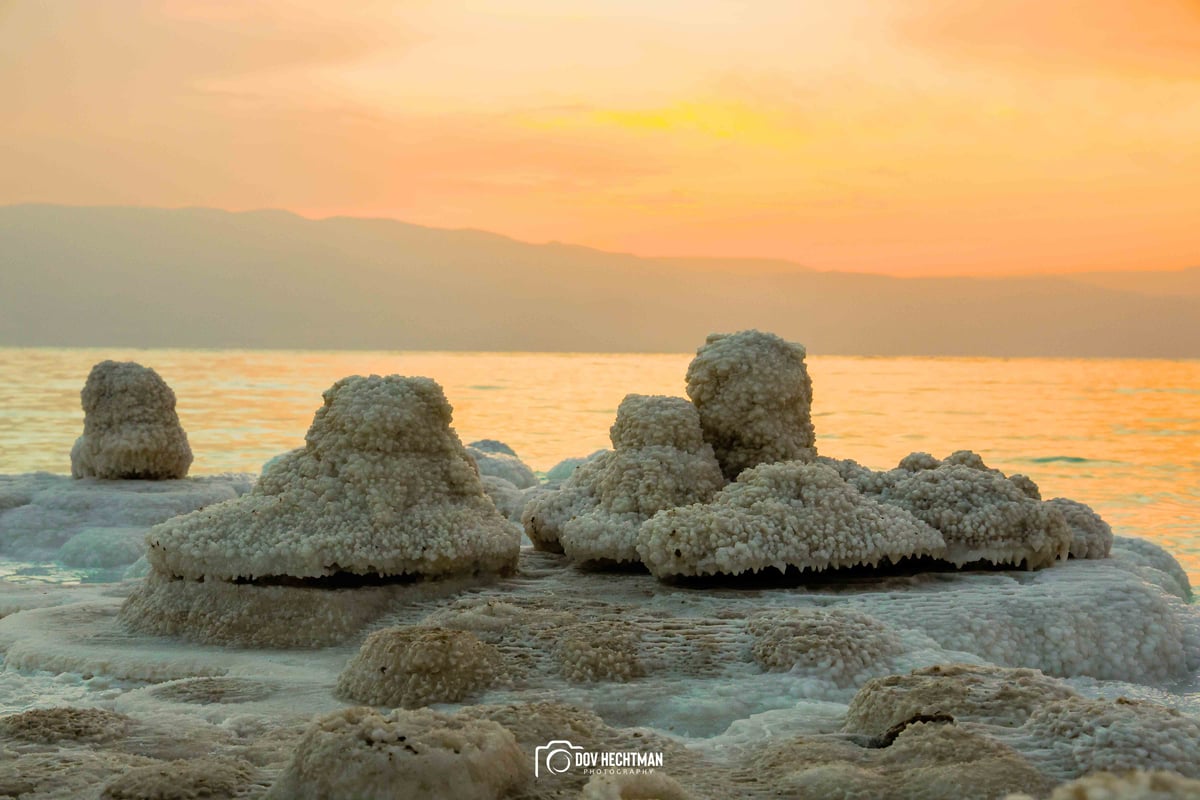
left=99, top=756, right=257, bottom=800
left=579, top=772, right=692, bottom=800
left=336, top=625, right=503, bottom=707
left=1005, top=770, right=1200, bottom=800
left=0, top=473, right=252, bottom=563
left=636, top=461, right=946, bottom=578
left=0, top=706, right=131, bottom=743
left=685, top=330, right=817, bottom=479
left=749, top=608, right=905, bottom=688
left=264, top=706, right=529, bottom=800
left=70, top=360, right=193, bottom=480
left=844, top=663, right=1080, bottom=736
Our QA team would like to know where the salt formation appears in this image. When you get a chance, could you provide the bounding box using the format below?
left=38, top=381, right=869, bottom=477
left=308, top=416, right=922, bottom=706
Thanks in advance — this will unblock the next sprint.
left=467, top=439, right=537, bottom=489
left=1015, top=696, right=1200, bottom=780
left=0, top=473, right=251, bottom=563
left=580, top=772, right=693, bottom=800
left=879, top=463, right=1071, bottom=569
left=685, top=330, right=817, bottom=479
left=70, top=360, right=193, bottom=480
left=748, top=608, right=905, bottom=688
left=1111, top=535, right=1193, bottom=601
left=1046, top=497, right=1114, bottom=559
left=119, top=375, right=520, bottom=646
left=100, top=757, right=256, bottom=800
left=843, top=664, right=1080, bottom=736
left=0, top=706, right=131, bottom=743
left=527, top=395, right=725, bottom=564
left=556, top=621, right=644, bottom=682
left=336, top=625, right=503, bottom=707
left=748, top=721, right=1053, bottom=800
left=1006, top=771, right=1200, bottom=800
left=265, top=706, right=528, bottom=800
left=636, top=461, right=945, bottom=578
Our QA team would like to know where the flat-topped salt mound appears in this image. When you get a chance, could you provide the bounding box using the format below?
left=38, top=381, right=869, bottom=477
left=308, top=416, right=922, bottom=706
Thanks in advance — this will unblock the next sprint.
left=636, top=461, right=946, bottom=578
left=143, top=375, right=520, bottom=582
left=526, top=394, right=725, bottom=565
left=70, top=361, right=194, bottom=481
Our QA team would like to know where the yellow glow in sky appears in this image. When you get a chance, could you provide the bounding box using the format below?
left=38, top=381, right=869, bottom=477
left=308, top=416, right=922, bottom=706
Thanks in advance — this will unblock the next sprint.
left=1, top=0, right=1198, bottom=276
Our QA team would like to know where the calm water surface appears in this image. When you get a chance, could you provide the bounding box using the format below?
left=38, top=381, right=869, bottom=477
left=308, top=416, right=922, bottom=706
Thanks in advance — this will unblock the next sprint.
left=1, top=348, right=1197, bottom=584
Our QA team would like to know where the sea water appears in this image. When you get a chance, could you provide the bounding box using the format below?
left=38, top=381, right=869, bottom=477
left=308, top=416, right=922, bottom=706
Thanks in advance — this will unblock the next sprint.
left=0, top=347, right=1197, bottom=585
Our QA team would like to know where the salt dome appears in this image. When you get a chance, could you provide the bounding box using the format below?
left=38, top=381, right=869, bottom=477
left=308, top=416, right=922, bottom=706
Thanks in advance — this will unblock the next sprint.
left=118, top=375, right=520, bottom=646
left=70, top=360, right=193, bottom=480
left=141, top=375, right=519, bottom=582
left=685, top=330, right=817, bottom=479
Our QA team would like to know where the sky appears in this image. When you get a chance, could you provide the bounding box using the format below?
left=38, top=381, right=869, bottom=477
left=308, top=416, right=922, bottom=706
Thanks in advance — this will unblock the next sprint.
left=2, top=0, right=1199, bottom=277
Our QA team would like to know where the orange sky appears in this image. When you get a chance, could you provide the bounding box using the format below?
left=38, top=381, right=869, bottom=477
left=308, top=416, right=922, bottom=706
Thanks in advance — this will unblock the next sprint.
left=2, top=0, right=1198, bottom=276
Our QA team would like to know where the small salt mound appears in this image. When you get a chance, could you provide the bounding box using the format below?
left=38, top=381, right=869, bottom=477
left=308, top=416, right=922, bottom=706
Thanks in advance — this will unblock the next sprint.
left=880, top=463, right=1071, bottom=569
left=70, top=360, right=194, bottom=480
left=143, top=376, right=519, bottom=582
left=0, top=751, right=158, bottom=800
left=747, top=721, right=1053, bottom=800
left=0, top=706, right=132, bottom=743
left=843, top=664, right=1081, bottom=737
left=556, top=622, right=644, bottom=683
left=554, top=395, right=725, bottom=565
left=546, top=450, right=607, bottom=483
left=580, top=772, right=692, bottom=800
left=1110, top=535, right=1193, bottom=601
left=522, top=452, right=613, bottom=553
left=748, top=608, right=904, bottom=689
left=467, top=441, right=537, bottom=489
left=1005, top=770, right=1200, bottom=800
left=685, top=330, right=817, bottom=479
left=99, top=756, right=257, bottom=800
left=636, top=461, right=945, bottom=578
left=264, top=706, right=529, bottom=800
left=336, top=626, right=503, bottom=707
left=1046, top=497, right=1114, bottom=559
left=1012, top=696, right=1200, bottom=780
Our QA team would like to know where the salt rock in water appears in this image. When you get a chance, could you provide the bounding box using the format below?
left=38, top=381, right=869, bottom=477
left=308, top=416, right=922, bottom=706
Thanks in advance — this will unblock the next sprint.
left=264, top=706, right=528, bottom=800
left=879, top=463, right=1071, bottom=569
left=1046, top=497, right=1114, bottom=559
left=748, top=608, right=905, bottom=688
left=0, top=706, right=132, bottom=743
left=1110, top=535, right=1193, bottom=601
left=636, top=461, right=945, bottom=578
left=522, top=452, right=612, bottom=552
left=141, top=375, right=519, bottom=581
left=542, top=395, right=725, bottom=565
left=843, top=663, right=1080, bottom=737
left=335, top=625, right=503, bottom=707
left=685, top=330, right=817, bottom=479
left=70, top=360, right=193, bottom=480
left=467, top=439, right=537, bottom=489
left=100, top=756, right=256, bottom=800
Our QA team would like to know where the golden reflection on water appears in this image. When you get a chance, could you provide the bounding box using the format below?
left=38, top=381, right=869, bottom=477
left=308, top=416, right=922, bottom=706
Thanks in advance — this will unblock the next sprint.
left=0, top=348, right=1196, bottom=584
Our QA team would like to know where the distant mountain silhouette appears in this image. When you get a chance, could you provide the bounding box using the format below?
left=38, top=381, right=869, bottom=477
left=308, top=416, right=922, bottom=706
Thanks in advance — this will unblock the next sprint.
left=2, top=204, right=1197, bottom=356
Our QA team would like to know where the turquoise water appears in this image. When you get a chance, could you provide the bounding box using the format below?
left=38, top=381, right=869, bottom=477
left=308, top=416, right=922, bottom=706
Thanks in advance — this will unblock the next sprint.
left=0, top=348, right=1197, bottom=585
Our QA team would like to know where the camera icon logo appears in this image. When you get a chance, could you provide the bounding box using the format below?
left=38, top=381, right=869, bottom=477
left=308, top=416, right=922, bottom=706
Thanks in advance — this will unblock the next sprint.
left=534, top=740, right=584, bottom=777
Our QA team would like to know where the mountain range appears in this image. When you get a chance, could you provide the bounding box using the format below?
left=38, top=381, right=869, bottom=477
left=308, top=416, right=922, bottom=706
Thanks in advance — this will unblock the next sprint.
left=2, top=204, right=1197, bottom=357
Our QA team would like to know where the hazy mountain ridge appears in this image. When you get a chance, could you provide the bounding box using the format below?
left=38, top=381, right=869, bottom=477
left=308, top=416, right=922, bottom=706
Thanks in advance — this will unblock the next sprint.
left=2, top=204, right=1197, bottom=357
